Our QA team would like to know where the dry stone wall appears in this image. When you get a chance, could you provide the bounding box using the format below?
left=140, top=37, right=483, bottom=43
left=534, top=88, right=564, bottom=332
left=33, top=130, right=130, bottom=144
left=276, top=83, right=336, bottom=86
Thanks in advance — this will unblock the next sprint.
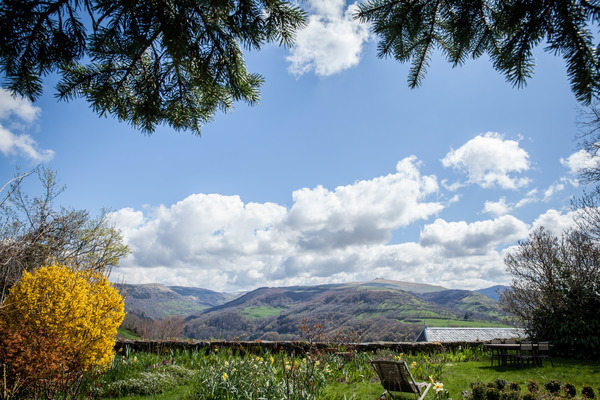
left=115, top=339, right=479, bottom=356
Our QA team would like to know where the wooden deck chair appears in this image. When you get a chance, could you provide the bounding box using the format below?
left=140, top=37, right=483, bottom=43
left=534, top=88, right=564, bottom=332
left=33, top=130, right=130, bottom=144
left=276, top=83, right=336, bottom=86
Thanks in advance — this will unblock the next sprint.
left=370, top=360, right=432, bottom=400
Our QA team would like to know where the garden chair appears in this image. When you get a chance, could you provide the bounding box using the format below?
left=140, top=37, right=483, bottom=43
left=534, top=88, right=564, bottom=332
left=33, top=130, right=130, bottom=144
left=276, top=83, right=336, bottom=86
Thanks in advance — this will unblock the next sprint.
left=535, top=342, right=553, bottom=367
left=490, top=339, right=503, bottom=366
left=370, top=360, right=432, bottom=400
left=516, top=342, right=535, bottom=366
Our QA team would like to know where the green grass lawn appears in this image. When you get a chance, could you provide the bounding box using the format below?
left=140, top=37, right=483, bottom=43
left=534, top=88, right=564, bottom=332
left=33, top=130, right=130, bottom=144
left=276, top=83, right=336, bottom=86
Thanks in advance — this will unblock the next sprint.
left=442, top=358, right=600, bottom=399
left=96, top=347, right=600, bottom=400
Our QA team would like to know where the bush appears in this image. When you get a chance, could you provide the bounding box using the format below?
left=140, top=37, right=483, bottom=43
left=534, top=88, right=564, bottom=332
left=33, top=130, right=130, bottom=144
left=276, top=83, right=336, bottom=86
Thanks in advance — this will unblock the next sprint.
left=0, top=319, right=95, bottom=399
left=544, top=379, right=561, bottom=395
left=486, top=387, right=501, bottom=400
left=470, top=381, right=487, bottom=400
left=562, top=382, right=577, bottom=398
left=582, top=385, right=596, bottom=399
left=527, top=380, right=539, bottom=393
left=0, top=263, right=125, bottom=370
left=494, top=379, right=507, bottom=391
left=509, top=382, right=521, bottom=392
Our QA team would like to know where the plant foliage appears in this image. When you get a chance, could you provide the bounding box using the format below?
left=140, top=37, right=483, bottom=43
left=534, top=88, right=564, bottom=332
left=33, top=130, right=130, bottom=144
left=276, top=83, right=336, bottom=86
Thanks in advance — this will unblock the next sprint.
left=500, top=227, right=600, bottom=358
left=0, top=0, right=306, bottom=134
left=0, top=166, right=129, bottom=303
left=0, top=263, right=125, bottom=370
left=356, top=0, right=600, bottom=104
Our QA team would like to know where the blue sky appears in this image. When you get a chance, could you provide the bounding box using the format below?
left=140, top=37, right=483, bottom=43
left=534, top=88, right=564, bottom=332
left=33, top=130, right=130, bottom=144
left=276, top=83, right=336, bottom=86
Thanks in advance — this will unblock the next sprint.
left=0, top=0, right=595, bottom=292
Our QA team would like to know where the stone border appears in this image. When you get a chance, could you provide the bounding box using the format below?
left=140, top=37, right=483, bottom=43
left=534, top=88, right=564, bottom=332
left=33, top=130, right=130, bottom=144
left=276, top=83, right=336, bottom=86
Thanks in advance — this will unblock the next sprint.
left=115, top=339, right=482, bottom=356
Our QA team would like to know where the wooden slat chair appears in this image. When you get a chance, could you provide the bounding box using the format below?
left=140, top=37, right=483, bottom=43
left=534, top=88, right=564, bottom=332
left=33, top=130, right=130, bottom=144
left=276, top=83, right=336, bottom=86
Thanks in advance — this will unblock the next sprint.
left=516, top=342, right=535, bottom=366
left=490, top=339, right=503, bottom=366
left=504, top=339, right=518, bottom=365
left=370, top=360, right=432, bottom=400
left=535, top=342, right=553, bottom=367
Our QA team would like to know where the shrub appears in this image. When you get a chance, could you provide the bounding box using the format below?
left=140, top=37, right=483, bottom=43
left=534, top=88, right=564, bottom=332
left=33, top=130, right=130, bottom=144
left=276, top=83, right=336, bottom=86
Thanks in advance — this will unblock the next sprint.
left=486, top=387, right=501, bottom=400
left=500, top=390, right=521, bottom=400
left=509, top=382, right=521, bottom=392
left=0, top=319, right=92, bottom=399
left=522, top=393, right=537, bottom=400
left=545, top=379, right=561, bottom=395
left=582, top=385, right=596, bottom=399
left=470, top=381, right=487, bottom=400
left=562, top=382, right=577, bottom=398
left=0, top=263, right=125, bottom=370
left=527, top=380, right=539, bottom=393
left=494, top=379, right=508, bottom=391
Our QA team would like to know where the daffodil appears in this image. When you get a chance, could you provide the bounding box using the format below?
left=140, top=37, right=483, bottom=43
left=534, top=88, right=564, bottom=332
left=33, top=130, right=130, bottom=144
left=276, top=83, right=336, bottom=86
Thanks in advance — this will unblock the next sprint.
left=434, top=382, right=444, bottom=392
left=222, top=372, right=228, bottom=381
left=411, top=361, right=417, bottom=367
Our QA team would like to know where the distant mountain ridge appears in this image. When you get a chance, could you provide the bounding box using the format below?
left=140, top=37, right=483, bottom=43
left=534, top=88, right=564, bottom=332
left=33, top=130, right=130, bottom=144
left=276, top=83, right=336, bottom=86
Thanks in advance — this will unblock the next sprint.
left=117, top=283, right=235, bottom=320
left=119, top=279, right=515, bottom=342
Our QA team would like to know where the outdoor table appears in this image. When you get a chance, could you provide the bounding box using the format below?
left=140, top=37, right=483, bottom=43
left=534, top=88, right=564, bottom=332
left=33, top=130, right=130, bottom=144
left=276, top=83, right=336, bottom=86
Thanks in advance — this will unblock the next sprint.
left=485, top=343, right=553, bottom=367
left=484, top=343, right=524, bottom=366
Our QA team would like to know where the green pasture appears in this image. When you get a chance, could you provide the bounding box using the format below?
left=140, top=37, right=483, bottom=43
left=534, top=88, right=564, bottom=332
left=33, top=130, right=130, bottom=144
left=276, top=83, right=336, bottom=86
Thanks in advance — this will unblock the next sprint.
left=90, top=345, right=600, bottom=400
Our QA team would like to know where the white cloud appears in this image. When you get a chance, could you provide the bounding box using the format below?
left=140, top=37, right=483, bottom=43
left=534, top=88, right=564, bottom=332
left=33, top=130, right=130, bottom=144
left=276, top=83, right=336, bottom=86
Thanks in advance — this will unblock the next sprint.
left=441, top=132, right=531, bottom=189
left=0, top=88, right=40, bottom=123
left=111, top=157, right=448, bottom=291
left=287, top=0, right=370, bottom=76
left=483, top=197, right=511, bottom=216
left=419, top=216, right=529, bottom=257
left=542, top=182, right=565, bottom=201
left=531, top=209, right=578, bottom=235
left=560, top=149, right=600, bottom=176
left=0, top=125, right=54, bottom=163
left=108, top=153, right=577, bottom=293
left=0, top=88, right=53, bottom=163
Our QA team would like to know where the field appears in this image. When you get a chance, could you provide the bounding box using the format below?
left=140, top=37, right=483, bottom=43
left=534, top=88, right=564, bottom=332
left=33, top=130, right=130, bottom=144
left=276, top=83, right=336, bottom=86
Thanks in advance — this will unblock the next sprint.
left=88, top=345, right=600, bottom=400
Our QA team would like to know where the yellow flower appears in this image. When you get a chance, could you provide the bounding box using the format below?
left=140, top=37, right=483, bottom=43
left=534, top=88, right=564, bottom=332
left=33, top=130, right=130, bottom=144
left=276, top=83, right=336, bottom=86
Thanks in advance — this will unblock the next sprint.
left=222, top=372, right=228, bottom=381
left=434, top=382, right=444, bottom=392
left=429, top=375, right=434, bottom=383
left=0, top=263, right=125, bottom=370
left=269, top=356, right=274, bottom=363
left=411, top=361, right=417, bottom=367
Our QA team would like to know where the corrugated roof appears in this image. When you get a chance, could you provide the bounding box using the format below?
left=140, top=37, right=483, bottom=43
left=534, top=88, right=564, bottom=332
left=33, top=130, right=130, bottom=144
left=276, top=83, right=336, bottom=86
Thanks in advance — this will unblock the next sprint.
left=416, top=327, right=525, bottom=342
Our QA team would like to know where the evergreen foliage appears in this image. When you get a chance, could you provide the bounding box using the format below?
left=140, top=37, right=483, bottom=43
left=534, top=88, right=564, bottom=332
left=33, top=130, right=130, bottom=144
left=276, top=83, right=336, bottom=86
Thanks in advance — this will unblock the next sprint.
left=0, top=0, right=306, bottom=134
left=356, top=0, right=600, bottom=104
left=500, top=227, right=600, bottom=359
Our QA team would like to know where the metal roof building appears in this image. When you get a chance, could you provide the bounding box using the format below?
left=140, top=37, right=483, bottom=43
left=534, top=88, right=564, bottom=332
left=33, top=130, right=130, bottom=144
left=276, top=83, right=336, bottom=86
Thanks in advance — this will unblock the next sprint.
left=415, top=326, right=525, bottom=342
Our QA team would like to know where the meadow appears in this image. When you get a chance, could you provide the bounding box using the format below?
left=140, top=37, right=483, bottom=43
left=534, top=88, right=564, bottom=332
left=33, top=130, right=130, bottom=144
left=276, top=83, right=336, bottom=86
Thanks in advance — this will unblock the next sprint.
left=87, top=344, right=600, bottom=400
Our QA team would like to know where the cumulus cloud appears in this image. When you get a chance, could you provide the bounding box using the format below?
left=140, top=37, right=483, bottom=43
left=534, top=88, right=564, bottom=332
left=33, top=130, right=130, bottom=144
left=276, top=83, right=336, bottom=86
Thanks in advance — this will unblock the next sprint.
left=560, top=148, right=600, bottom=177
left=0, top=88, right=53, bottom=163
left=419, top=216, right=529, bottom=257
left=287, top=0, right=370, bottom=76
left=483, top=197, right=511, bottom=216
left=110, top=157, right=450, bottom=291
left=108, top=142, right=579, bottom=292
left=531, top=209, right=578, bottom=235
left=441, top=132, right=530, bottom=189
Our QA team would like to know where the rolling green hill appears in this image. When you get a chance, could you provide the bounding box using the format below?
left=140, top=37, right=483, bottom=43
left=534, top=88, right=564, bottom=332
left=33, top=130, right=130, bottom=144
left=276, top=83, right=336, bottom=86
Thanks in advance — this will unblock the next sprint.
left=183, top=280, right=514, bottom=342
left=117, top=283, right=234, bottom=320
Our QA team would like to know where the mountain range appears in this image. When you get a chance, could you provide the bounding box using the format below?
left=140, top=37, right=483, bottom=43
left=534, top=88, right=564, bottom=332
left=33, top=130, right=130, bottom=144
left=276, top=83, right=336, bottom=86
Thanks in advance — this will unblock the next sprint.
left=118, top=279, right=514, bottom=342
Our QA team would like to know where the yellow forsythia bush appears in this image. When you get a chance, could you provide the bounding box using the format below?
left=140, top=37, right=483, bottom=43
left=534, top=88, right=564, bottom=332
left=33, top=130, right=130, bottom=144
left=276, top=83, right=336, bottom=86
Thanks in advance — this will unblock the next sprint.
left=0, top=263, right=125, bottom=369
